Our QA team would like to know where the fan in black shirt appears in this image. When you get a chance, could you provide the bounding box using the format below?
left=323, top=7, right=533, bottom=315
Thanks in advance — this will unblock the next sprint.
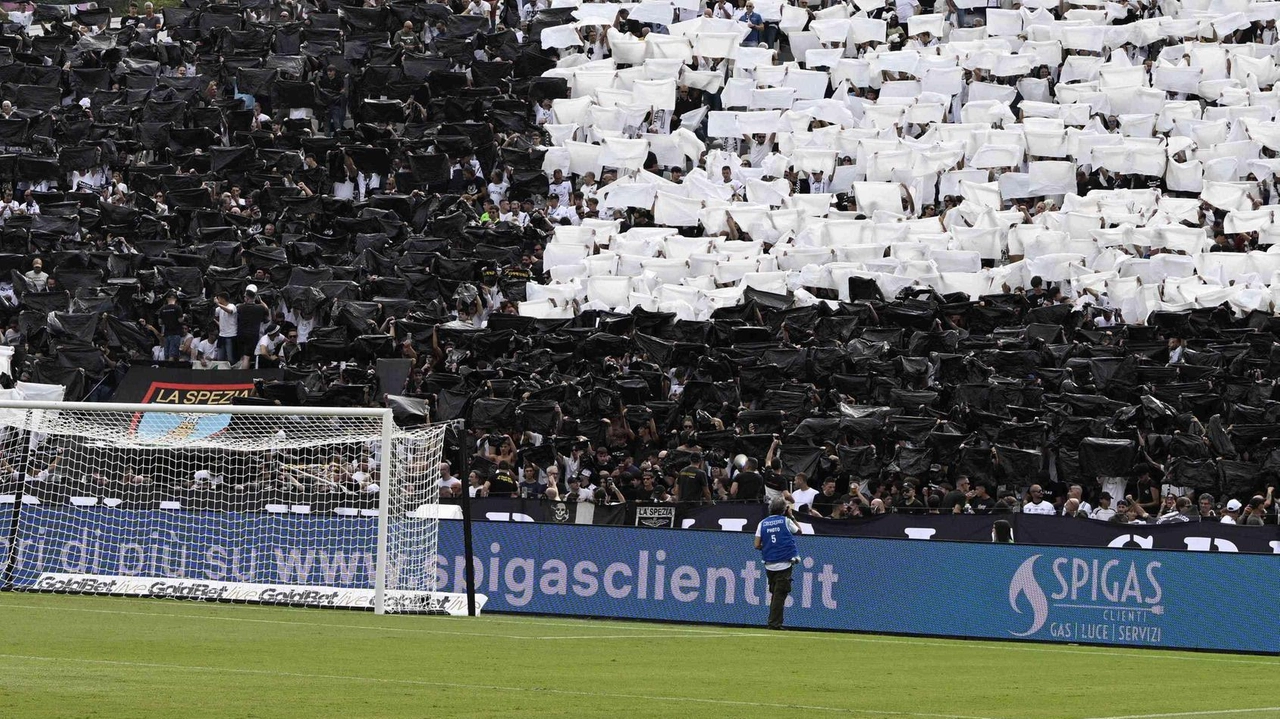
left=675, top=454, right=711, bottom=506
left=488, top=464, right=518, bottom=497
left=157, top=297, right=183, bottom=336
left=812, top=479, right=841, bottom=517
left=235, top=291, right=270, bottom=366
left=731, top=462, right=765, bottom=501
left=968, top=483, right=998, bottom=514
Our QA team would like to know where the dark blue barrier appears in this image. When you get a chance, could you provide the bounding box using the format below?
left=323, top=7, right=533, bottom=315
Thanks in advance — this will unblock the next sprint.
left=447, top=522, right=1278, bottom=654
left=4, top=507, right=1276, bottom=654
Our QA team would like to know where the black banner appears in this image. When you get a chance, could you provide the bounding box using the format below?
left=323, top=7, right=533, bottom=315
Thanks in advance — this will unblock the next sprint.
left=12, top=484, right=1275, bottom=553
left=111, top=366, right=283, bottom=404
left=464, top=500, right=1278, bottom=553
left=675, top=504, right=1280, bottom=554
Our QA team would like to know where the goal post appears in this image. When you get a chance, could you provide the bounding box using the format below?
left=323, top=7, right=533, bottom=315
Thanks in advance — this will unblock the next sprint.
left=0, top=400, right=482, bottom=616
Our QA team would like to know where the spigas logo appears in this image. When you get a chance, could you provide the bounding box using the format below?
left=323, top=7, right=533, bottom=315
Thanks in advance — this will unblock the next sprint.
left=1009, top=555, right=1164, bottom=641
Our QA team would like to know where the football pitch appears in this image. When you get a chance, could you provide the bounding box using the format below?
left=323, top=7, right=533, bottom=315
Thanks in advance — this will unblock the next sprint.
left=1, top=593, right=1277, bottom=719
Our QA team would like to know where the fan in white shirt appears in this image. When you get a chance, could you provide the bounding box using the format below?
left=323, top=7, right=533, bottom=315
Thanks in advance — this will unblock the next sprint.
left=545, top=195, right=579, bottom=225
left=1065, top=484, right=1092, bottom=516
left=788, top=475, right=818, bottom=512
left=720, top=166, right=745, bottom=200
left=487, top=169, right=510, bottom=205
left=534, top=99, right=554, bottom=125
left=1021, top=484, right=1057, bottom=515
left=579, top=172, right=600, bottom=201
left=808, top=170, right=829, bottom=194
left=1089, top=493, right=1117, bottom=521
left=547, top=170, right=573, bottom=205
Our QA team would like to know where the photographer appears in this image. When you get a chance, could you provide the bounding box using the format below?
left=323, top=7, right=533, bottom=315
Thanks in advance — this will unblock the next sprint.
left=753, top=498, right=801, bottom=630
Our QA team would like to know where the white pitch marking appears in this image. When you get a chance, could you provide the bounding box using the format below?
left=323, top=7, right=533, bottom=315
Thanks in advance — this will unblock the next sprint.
left=0, top=602, right=760, bottom=641
left=1077, top=709, right=1280, bottom=719
left=0, top=653, right=1005, bottom=719
left=770, top=633, right=1280, bottom=668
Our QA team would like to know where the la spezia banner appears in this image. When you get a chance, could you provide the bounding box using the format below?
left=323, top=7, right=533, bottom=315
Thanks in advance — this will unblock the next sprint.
left=108, top=366, right=285, bottom=443
left=30, top=573, right=484, bottom=616
left=111, top=367, right=283, bottom=405
left=2, top=507, right=1275, bottom=653
left=635, top=505, right=675, bottom=528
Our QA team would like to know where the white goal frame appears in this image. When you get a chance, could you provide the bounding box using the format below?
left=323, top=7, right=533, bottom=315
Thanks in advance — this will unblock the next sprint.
left=0, top=400, right=470, bottom=616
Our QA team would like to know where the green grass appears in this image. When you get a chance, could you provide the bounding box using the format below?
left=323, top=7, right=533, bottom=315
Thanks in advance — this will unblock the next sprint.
left=0, top=593, right=1277, bottom=719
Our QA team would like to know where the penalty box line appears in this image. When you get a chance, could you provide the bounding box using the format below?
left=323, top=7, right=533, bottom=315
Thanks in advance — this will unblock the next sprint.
left=0, top=652, right=1005, bottom=719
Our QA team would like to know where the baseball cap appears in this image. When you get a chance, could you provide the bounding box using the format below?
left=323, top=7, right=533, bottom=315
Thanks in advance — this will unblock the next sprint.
left=1226, top=499, right=1243, bottom=512
left=246, top=283, right=258, bottom=294
left=1099, top=491, right=1112, bottom=500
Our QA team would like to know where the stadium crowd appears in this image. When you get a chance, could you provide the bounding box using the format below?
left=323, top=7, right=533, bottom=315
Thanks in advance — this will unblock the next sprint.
left=0, top=0, right=1277, bottom=524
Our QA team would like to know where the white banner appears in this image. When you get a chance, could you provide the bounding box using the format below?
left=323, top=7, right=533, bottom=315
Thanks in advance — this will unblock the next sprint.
left=33, top=573, right=486, bottom=616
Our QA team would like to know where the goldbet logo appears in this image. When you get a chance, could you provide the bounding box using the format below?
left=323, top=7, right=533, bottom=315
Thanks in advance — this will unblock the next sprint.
left=1009, top=555, right=1164, bottom=643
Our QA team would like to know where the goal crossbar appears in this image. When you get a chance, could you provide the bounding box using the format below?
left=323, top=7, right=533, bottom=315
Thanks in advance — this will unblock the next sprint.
left=0, top=400, right=393, bottom=417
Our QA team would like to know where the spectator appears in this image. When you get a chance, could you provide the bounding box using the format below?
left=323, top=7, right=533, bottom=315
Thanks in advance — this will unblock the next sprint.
left=565, top=472, right=593, bottom=503
left=212, top=293, right=237, bottom=364
left=235, top=287, right=269, bottom=369
left=23, top=259, right=47, bottom=291
left=1221, top=499, right=1243, bottom=525
left=1242, top=492, right=1271, bottom=526
left=788, top=473, right=818, bottom=513
left=812, top=478, right=840, bottom=517
left=1022, top=485, right=1055, bottom=516
left=1195, top=494, right=1217, bottom=521
left=992, top=520, right=1014, bottom=543
left=438, top=463, right=462, bottom=498
left=730, top=458, right=764, bottom=501
left=517, top=464, right=543, bottom=499
left=140, top=2, right=162, bottom=29
left=255, top=324, right=284, bottom=369
left=1090, top=493, right=1117, bottom=522
left=738, top=1, right=763, bottom=44
left=675, top=454, right=711, bottom=507
left=468, top=471, right=490, bottom=498
left=156, top=294, right=184, bottom=361
left=968, top=483, right=996, bottom=514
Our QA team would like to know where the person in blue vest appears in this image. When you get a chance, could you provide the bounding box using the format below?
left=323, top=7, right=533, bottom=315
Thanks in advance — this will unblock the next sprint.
left=753, top=497, right=801, bottom=629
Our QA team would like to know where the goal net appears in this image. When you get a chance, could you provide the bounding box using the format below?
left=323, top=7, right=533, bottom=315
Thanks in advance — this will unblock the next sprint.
left=0, top=401, right=472, bottom=615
